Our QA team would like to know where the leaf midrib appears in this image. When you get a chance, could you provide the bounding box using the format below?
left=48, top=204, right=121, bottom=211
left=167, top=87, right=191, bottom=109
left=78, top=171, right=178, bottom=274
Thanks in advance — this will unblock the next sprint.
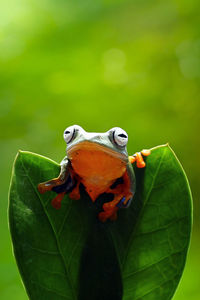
left=20, top=155, right=77, bottom=300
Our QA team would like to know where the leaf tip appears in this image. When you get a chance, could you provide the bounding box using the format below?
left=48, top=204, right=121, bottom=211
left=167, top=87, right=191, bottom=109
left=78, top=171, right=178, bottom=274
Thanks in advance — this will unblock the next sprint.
left=18, top=149, right=28, bottom=155
left=15, top=150, right=25, bottom=162
left=16, top=150, right=36, bottom=161
left=14, top=150, right=34, bottom=168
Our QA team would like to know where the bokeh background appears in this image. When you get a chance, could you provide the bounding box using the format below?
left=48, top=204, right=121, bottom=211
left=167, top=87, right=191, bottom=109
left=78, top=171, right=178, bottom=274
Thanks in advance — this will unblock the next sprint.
left=0, top=0, right=199, bottom=299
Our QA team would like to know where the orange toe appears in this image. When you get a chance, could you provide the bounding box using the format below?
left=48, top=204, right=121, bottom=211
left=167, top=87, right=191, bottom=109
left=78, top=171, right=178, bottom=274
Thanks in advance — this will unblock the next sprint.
left=135, top=152, right=146, bottom=168
left=129, top=156, right=136, bottom=164
left=51, top=192, right=65, bottom=209
left=141, top=149, right=151, bottom=156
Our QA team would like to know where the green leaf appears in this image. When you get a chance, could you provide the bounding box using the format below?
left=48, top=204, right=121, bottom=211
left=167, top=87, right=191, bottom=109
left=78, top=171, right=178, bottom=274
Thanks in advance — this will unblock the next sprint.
left=9, top=145, right=192, bottom=300
left=109, top=145, right=192, bottom=300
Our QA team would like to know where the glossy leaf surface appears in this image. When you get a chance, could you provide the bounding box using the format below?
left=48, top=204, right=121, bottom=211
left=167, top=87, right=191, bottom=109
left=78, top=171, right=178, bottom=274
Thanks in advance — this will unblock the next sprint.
left=9, top=145, right=192, bottom=300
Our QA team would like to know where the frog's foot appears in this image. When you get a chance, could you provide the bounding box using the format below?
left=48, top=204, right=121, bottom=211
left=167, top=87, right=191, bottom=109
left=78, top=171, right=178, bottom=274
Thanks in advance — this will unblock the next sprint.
left=38, top=178, right=65, bottom=194
left=69, top=180, right=81, bottom=200
left=129, top=149, right=151, bottom=168
left=51, top=192, right=66, bottom=209
left=103, top=193, right=132, bottom=211
left=99, top=193, right=132, bottom=222
left=98, top=207, right=118, bottom=222
left=116, top=196, right=131, bottom=208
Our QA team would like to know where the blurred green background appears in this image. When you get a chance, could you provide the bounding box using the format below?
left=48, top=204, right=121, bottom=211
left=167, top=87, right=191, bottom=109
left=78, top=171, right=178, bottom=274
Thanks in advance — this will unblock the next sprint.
left=0, top=0, right=199, bottom=299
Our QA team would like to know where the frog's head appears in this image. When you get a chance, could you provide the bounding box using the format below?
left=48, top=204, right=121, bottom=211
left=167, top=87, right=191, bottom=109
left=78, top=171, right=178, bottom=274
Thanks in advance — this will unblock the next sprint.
left=63, top=125, right=128, bottom=160
left=63, top=125, right=129, bottom=180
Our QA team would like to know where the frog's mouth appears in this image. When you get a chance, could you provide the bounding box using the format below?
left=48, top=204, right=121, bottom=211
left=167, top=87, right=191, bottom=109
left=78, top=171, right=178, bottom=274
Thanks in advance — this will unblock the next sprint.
left=67, top=141, right=127, bottom=181
left=67, top=141, right=127, bottom=161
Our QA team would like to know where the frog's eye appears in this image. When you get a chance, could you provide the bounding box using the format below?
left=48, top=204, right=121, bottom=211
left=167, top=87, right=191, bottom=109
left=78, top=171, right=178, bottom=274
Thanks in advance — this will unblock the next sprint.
left=63, top=126, right=75, bottom=143
left=113, top=128, right=128, bottom=146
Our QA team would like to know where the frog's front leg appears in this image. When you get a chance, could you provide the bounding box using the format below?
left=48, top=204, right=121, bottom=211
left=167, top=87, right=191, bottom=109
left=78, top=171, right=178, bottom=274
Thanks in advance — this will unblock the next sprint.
left=38, top=157, right=77, bottom=209
left=99, top=193, right=133, bottom=222
left=129, top=149, right=151, bottom=168
left=38, top=157, right=70, bottom=194
left=98, top=171, right=133, bottom=222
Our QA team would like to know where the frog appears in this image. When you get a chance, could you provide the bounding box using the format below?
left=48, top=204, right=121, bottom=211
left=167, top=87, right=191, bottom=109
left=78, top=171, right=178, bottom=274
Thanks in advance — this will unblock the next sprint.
left=38, top=125, right=150, bottom=222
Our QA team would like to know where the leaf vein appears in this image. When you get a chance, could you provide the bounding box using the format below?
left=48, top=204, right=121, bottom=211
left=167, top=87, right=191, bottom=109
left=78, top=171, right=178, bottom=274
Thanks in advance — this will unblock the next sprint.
left=134, top=216, right=188, bottom=237
left=58, top=203, right=72, bottom=237
left=133, top=273, right=180, bottom=299
left=30, top=279, right=71, bottom=299
left=123, top=248, right=185, bottom=280
left=37, top=267, right=66, bottom=278
left=67, top=212, right=84, bottom=269
left=26, top=244, right=59, bottom=255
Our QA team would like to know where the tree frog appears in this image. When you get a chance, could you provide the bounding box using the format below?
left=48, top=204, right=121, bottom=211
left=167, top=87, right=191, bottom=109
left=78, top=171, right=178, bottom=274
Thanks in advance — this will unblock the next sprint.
left=38, top=125, right=150, bottom=222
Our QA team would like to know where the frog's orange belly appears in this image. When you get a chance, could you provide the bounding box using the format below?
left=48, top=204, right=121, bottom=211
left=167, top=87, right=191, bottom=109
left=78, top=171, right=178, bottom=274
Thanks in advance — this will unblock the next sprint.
left=81, top=178, right=114, bottom=201
left=69, top=147, right=127, bottom=201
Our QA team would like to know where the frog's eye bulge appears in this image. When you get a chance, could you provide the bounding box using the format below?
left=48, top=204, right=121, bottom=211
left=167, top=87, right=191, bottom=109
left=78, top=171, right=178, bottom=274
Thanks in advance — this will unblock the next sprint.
left=113, top=127, right=128, bottom=146
left=63, top=126, right=75, bottom=143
